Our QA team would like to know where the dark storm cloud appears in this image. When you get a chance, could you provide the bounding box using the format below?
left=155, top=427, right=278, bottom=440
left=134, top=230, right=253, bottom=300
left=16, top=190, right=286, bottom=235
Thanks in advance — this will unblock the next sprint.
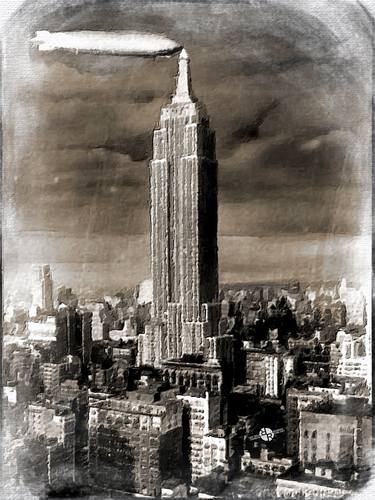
left=231, top=100, right=280, bottom=143
left=224, top=130, right=349, bottom=189
left=66, top=133, right=152, bottom=162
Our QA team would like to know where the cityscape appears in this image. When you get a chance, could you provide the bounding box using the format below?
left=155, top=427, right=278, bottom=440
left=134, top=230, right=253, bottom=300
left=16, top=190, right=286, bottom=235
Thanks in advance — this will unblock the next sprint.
left=3, top=44, right=372, bottom=500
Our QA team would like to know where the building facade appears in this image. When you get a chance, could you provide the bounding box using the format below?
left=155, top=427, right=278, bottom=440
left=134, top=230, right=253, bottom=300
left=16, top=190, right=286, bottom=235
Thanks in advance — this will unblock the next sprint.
left=144, top=49, right=219, bottom=365
left=244, top=348, right=280, bottom=398
left=299, top=408, right=371, bottom=471
left=88, top=392, right=183, bottom=496
left=177, top=391, right=221, bottom=483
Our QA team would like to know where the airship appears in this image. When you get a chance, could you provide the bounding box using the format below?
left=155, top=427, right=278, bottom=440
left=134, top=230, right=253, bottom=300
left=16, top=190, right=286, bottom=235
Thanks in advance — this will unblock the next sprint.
left=32, top=30, right=182, bottom=57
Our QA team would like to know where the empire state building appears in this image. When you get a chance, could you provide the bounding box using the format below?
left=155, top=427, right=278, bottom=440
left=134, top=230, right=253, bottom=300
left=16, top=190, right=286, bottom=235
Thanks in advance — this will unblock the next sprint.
left=139, top=49, right=220, bottom=366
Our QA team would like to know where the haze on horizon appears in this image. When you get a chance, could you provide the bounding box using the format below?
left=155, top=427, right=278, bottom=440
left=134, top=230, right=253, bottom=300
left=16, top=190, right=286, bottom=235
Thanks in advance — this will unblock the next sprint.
left=3, top=0, right=372, bottom=300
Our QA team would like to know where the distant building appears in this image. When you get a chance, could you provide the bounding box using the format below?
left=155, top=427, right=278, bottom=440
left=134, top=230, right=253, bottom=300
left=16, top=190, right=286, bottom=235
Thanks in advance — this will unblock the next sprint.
left=57, top=286, right=78, bottom=308
left=79, top=309, right=93, bottom=365
left=338, top=279, right=366, bottom=327
left=28, top=316, right=63, bottom=358
left=110, top=340, right=135, bottom=363
left=6, top=345, right=34, bottom=382
left=333, top=330, right=369, bottom=381
left=42, top=265, right=54, bottom=312
left=33, top=307, right=93, bottom=365
left=28, top=264, right=55, bottom=317
left=109, top=316, right=137, bottom=341
left=244, top=348, right=281, bottom=398
left=282, top=353, right=296, bottom=385
left=85, top=302, right=104, bottom=341
left=42, top=363, right=63, bottom=398
left=29, top=265, right=44, bottom=317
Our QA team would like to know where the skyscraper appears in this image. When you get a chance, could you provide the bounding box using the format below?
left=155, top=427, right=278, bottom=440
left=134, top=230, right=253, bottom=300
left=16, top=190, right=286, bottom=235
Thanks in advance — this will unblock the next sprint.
left=29, top=264, right=54, bottom=316
left=146, top=49, right=219, bottom=364
left=42, top=264, right=54, bottom=312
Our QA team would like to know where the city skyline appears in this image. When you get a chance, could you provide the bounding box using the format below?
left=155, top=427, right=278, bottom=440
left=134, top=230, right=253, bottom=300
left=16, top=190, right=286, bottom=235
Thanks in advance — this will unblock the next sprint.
left=3, top=0, right=372, bottom=298
left=2, top=2, right=373, bottom=498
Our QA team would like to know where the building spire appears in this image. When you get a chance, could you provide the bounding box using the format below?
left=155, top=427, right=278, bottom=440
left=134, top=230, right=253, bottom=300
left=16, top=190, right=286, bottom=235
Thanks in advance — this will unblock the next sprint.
left=172, top=48, right=194, bottom=103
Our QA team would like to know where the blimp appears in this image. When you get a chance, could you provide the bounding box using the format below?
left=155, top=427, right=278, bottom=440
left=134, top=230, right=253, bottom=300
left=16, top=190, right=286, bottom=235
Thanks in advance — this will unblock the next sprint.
left=32, top=30, right=182, bottom=57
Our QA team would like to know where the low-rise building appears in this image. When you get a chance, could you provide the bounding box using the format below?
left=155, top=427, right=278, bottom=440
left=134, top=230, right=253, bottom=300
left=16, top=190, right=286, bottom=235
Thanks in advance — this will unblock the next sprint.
left=286, top=388, right=332, bottom=459
left=241, top=448, right=294, bottom=477
left=276, top=471, right=351, bottom=498
left=299, top=403, right=371, bottom=472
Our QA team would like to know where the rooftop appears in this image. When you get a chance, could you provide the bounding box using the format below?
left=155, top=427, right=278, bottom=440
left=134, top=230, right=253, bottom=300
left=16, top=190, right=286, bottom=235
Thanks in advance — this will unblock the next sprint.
left=278, top=467, right=351, bottom=490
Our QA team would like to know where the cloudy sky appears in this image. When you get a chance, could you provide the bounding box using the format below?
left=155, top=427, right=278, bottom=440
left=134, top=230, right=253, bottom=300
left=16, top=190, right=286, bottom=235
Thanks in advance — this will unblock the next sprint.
left=3, top=0, right=372, bottom=298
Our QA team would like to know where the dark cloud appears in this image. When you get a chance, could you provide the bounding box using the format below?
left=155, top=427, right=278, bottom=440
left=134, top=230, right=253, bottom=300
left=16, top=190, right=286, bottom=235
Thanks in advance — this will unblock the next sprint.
left=231, top=100, right=280, bottom=143
left=66, top=133, right=153, bottom=162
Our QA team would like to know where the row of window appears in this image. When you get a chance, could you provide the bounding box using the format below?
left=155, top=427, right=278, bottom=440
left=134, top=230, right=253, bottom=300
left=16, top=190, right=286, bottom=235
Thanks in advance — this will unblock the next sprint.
left=303, top=430, right=331, bottom=439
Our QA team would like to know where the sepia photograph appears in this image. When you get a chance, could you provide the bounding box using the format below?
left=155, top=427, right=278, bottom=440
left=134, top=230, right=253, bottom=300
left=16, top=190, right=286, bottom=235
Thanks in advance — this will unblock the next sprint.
left=1, top=1, right=373, bottom=498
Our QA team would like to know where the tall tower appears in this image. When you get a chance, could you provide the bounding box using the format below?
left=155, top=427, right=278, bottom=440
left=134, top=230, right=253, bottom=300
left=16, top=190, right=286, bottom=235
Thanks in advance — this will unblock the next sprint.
left=42, top=264, right=54, bottom=312
left=149, top=49, right=219, bottom=362
left=29, top=264, right=54, bottom=316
